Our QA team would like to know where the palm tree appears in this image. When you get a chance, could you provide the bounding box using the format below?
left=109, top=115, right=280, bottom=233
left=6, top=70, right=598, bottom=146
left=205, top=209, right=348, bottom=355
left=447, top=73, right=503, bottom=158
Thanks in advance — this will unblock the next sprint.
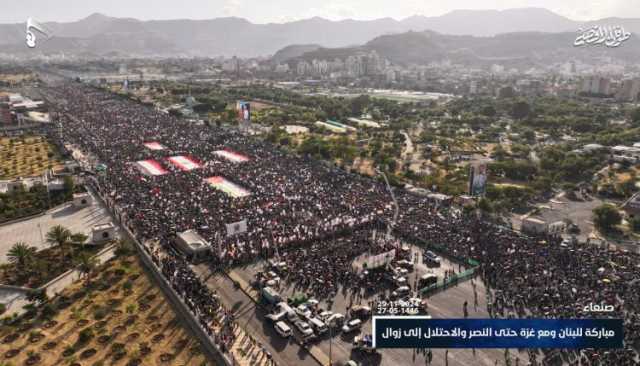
left=70, top=232, right=89, bottom=249
left=45, top=225, right=72, bottom=259
left=7, top=242, right=36, bottom=271
left=75, top=252, right=98, bottom=287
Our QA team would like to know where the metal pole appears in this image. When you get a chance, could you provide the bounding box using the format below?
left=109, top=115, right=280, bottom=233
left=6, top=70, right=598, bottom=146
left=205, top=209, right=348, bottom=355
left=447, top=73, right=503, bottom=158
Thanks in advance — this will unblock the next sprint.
left=375, top=168, right=399, bottom=241
left=329, top=325, right=332, bottom=366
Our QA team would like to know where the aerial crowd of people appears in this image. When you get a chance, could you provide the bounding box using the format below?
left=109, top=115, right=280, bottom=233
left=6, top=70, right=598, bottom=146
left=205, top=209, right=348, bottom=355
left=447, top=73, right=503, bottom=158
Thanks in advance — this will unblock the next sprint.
left=42, top=82, right=639, bottom=365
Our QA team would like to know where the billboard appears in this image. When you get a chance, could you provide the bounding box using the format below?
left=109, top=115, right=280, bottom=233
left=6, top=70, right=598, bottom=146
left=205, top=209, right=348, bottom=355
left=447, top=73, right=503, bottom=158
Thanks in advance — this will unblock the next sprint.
left=236, top=101, right=250, bottom=121
left=469, top=163, right=488, bottom=196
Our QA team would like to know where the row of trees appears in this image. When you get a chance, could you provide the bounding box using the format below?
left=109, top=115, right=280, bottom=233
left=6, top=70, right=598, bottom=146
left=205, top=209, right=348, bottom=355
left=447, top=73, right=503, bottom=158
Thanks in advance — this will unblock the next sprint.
left=4, top=225, right=97, bottom=287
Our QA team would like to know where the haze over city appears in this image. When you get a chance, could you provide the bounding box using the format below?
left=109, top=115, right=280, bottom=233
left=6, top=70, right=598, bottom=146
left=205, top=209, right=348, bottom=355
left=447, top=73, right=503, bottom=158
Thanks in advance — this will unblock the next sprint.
left=0, top=2, right=639, bottom=366
left=1, top=0, right=640, bottom=23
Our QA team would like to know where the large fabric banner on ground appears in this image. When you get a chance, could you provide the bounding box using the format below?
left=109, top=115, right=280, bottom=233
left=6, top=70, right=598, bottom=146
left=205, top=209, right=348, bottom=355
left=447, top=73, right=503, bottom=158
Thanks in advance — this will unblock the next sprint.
left=136, top=160, right=168, bottom=176
left=205, top=176, right=251, bottom=198
left=143, top=142, right=166, bottom=150
left=168, top=156, right=202, bottom=171
left=214, top=150, right=250, bottom=163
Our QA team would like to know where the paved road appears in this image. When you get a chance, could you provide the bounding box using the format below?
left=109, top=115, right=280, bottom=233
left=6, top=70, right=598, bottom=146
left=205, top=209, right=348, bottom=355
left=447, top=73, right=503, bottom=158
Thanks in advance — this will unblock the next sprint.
left=0, top=190, right=113, bottom=262
left=192, top=264, right=320, bottom=366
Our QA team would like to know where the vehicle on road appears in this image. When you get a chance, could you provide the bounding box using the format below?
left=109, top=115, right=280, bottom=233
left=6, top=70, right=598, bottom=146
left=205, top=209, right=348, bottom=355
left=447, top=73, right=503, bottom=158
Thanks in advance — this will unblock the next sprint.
left=418, top=273, right=438, bottom=288
left=318, top=310, right=333, bottom=322
left=327, top=313, right=345, bottom=328
left=262, top=286, right=282, bottom=305
left=396, top=259, right=414, bottom=271
left=308, top=317, right=328, bottom=335
left=294, top=320, right=314, bottom=337
left=350, top=305, right=371, bottom=319
left=342, top=319, right=362, bottom=333
left=275, top=321, right=292, bottom=338
left=296, top=304, right=312, bottom=318
left=424, top=250, right=441, bottom=266
left=353, top=334, right=377, bottom=353
left=276, top=302, right=298, bottom=322
left=392, top=286, right=411, bottom=299
left=266, top=310, right=287, bottom=322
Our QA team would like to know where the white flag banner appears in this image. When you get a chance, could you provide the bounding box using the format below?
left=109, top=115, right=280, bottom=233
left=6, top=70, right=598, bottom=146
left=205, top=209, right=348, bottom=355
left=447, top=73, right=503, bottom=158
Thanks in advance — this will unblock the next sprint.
left=226, top=219, right=248, bottom=237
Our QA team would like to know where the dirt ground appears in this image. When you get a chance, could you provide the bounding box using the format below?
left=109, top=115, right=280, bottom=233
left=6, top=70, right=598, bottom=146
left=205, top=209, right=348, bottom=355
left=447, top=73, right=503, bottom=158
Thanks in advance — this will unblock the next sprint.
left=0, top=136, right=65, bottom=179
left=0, top=255, right=210, bottom=366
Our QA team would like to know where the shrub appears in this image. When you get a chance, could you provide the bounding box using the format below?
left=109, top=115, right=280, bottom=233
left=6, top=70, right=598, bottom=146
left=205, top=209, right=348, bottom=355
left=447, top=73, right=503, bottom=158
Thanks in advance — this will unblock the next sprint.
left=122, top=280, right=133, bottom=291
left=93, top=307, right=108, bottom=320
left=77, top=327, right=94, bottom=345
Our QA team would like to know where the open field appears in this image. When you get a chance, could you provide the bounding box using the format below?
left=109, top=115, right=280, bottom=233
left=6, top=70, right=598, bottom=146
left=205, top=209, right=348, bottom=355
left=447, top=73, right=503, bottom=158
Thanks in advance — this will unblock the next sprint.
left=0, top=136, right=65, bottom=179
left=0, top=255, right=210, bottom=366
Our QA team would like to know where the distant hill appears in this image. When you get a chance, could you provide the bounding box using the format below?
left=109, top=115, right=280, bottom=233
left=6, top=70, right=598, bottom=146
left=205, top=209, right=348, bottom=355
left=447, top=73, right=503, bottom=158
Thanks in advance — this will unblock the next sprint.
left=272, top=44, right=322, bottom=63
left=1, top=8, right=639, bottom=57
left=292, top=30, right=640, bottom=66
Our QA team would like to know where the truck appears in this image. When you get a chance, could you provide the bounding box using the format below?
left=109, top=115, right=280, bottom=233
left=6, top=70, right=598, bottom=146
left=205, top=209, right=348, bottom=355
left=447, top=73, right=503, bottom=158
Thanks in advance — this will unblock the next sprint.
left=261, top=286, right=282, bottom=305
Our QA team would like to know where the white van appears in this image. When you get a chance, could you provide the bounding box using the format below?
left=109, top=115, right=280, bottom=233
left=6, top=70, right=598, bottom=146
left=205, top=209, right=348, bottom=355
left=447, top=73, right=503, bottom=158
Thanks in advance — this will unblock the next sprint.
left=274, top=321, right=292, bottom=338
left=308, top=317, right=328, bottom=335
left=342, top=319, right=362, bottom=333
left=327, top=313, right=345, bottom=328
left=276, top=302, right=298, bottom=322
left=266, top=310, right=287, bottom=322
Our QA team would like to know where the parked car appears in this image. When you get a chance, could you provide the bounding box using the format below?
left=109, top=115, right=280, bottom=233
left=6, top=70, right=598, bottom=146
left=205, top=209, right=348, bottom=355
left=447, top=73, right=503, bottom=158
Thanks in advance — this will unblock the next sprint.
left=308, top=317, right=328, bottom=335
left=391, top=286, right=411, bottom=299
left=318, top=311, right=334, bottom=322
left=327, top=313, right=345, bottom=328
left=296, top=304, right=312, bottom=319
left=350, top=305, right=371, bottom=318
left=396, top=259, right=414, bottom=271
left=353, top=334, right=377, bottom=353
left=294, top=320, right=314, bottom=337
left=418, top=273, right=438, bottom=288
left=342, top=319, right=362, bottom=333
left=266, top=310, right=287, bottom=322
left=274, top=321, right=292, bottom=338
left=424, top=250, right=441, bottom=266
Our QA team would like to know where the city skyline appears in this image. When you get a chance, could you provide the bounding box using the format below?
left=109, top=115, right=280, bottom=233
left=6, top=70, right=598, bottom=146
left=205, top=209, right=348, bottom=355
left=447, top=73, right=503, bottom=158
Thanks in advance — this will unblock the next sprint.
left=2, top=0, right=640, bottom=24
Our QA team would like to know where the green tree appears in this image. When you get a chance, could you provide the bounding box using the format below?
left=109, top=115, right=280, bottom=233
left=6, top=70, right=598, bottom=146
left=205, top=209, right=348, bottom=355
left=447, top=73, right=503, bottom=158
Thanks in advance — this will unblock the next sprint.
left=592, top=204, right=622, bottom=233
left=481, top=105, right=497, bottom=117
left=46, top=225, right=72, bottom=259
left=630, top=216, right=640, bottom=233
left=75, top=252, right=98, bottom=287
left=630, top=107, right=640, bottom=124
left=63, top=176, right=75, bottom=198
left=6, top=242, right=36, bottom=270
left=510, top=100, right=531, bottom=120
left=26, top=288, right=48, bottom=307
left=70, top=233, right=89, bottom=248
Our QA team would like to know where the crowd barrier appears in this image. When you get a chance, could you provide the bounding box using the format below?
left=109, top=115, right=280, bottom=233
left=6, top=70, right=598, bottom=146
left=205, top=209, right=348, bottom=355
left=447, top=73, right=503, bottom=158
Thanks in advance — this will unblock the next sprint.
left=393, top=230, right=481, bottom=297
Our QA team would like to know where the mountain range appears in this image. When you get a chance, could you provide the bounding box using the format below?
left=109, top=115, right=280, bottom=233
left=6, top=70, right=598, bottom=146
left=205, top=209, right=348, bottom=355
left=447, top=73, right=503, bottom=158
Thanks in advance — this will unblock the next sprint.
left=1, top=8, right=639, bottom=58
left=286, top=30, right=640, bottom=67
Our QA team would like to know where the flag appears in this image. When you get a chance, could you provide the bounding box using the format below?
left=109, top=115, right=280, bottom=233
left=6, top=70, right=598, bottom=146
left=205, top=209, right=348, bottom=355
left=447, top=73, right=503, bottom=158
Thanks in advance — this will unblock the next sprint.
left=226, top=219, right=247, bottom=237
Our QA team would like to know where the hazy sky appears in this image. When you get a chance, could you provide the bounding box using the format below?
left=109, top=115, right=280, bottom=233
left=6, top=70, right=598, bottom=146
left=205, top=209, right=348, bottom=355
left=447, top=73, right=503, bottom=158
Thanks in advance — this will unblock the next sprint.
left=2, top=0, right=640, bottom=24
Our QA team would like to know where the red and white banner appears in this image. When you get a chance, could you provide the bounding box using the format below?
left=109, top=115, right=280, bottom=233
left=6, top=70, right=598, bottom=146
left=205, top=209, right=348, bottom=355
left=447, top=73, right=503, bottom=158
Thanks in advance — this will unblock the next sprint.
left=136, top=160, right=168, bottom=176
left=205, top=176, right=251, bottom=198
left=167, top=155, right=202, bottom=171
left=143, top=142, right=166, bottom=150
left=214, top=149, right=250, bottom=163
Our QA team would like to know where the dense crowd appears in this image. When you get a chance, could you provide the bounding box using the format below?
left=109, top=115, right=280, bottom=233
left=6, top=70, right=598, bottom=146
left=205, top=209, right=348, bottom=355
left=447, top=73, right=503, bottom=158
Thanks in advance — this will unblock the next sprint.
left=395, top=194, right=640, bottom=365
left=44, top=83, right=640, bottom=365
